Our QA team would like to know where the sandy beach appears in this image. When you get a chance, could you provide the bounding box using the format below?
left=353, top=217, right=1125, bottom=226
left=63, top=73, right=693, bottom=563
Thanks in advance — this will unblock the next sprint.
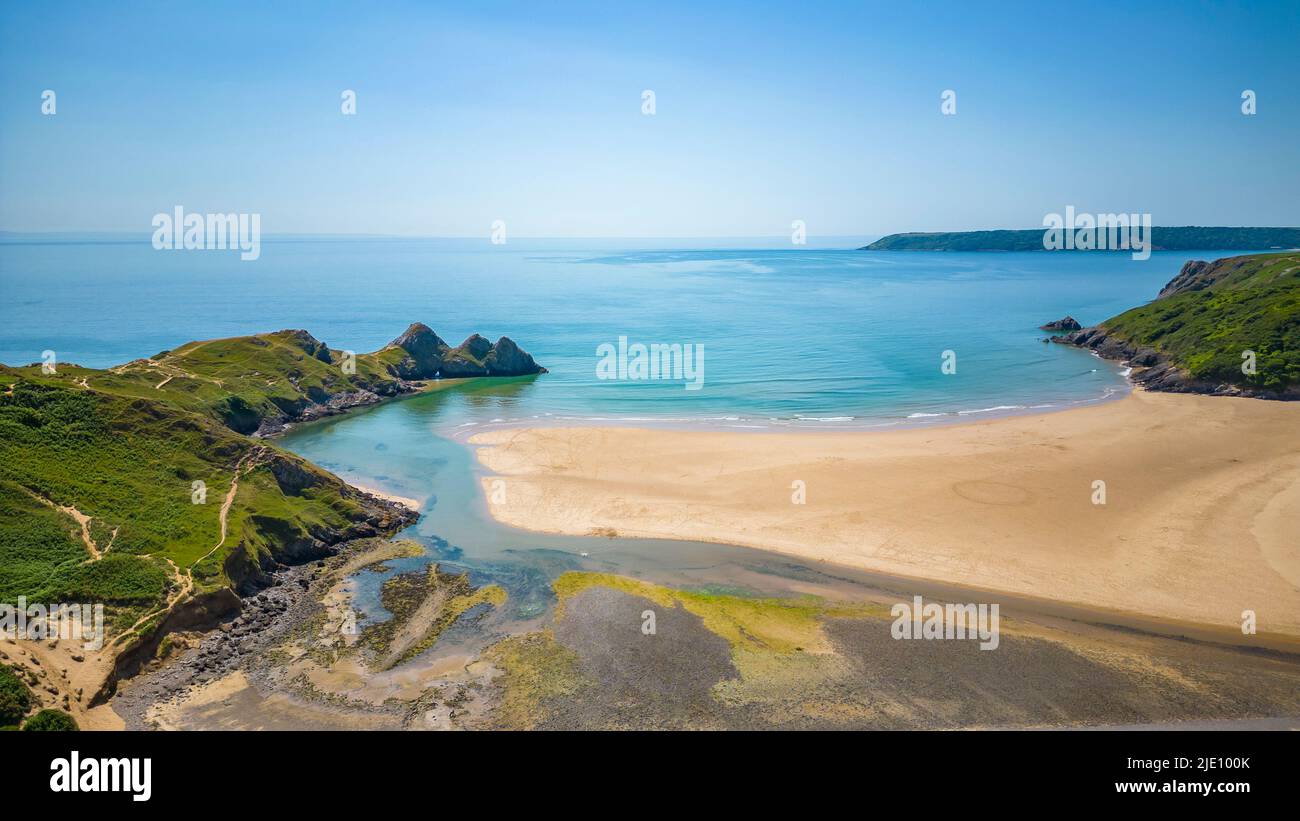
left=350, top=483, right=423, bottom=512
left=471, top=391, right=1300, bottom=637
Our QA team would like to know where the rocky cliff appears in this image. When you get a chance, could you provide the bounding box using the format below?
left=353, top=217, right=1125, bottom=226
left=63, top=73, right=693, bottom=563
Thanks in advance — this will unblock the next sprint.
left=381, top=323, right=547, bottom=379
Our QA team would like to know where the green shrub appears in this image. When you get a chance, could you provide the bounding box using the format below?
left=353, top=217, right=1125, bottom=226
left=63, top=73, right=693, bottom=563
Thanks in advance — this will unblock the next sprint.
left=21, top=708, right=79, bottom=731
left=0, top=664, right=32, bottom=726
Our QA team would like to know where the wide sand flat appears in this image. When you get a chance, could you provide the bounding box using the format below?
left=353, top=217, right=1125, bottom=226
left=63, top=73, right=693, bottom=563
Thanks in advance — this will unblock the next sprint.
left=471, top=392, right=1300, bottom=636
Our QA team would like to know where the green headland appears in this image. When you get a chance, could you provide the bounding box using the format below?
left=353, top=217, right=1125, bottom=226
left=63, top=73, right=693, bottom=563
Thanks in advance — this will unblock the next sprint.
left=1052, top=252, right=1300, bottom=397
left=0, top=323, right=544, bottom=658
left=863, top=226, right=1300, bottom=251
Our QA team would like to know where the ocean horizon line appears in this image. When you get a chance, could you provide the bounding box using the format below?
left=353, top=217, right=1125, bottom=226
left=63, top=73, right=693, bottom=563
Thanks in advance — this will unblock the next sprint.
left=0, top=230, right=880, bottom=241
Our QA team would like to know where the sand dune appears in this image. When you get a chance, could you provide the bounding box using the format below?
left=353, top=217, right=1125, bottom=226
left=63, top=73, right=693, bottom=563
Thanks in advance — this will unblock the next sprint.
left=471, top=392, right=1300, bottom=636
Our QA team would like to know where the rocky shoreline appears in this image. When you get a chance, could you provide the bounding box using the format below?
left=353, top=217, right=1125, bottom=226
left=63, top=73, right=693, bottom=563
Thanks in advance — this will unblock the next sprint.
left=97, top=488, right=419, bottom=707
left=1051, top=325, right=1296, bottom=400
left=230, top=466, right=421, bottom=593
left=252, top=383, right=424, bottom=438
left=113, top=531, right=511, bottom=730
left=114, top=540, right=396, bottom=729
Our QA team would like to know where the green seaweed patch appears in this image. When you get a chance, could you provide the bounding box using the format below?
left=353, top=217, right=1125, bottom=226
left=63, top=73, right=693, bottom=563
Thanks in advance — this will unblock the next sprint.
left=481, top=630, right=587, bottom=730
left=551, top=571, right=896, bottom=708
left=553, top=571, right=883, bottom=658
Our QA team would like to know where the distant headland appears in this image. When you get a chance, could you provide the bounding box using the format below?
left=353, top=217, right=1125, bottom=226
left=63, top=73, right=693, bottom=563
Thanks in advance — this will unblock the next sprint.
left=861, top=227, right=1300, bottom=252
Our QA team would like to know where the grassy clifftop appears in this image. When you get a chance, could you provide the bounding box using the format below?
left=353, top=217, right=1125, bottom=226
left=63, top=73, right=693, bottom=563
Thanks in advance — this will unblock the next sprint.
left=64, top=323, right=544, bottom=436
left=1054, top=252, right=1300, bottom=396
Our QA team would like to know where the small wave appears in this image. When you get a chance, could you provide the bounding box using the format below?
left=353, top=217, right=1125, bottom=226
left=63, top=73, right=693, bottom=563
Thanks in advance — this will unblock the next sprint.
left=956, top=404, right=1025, bottom=416
left=906, top=411, right=947, bottom=418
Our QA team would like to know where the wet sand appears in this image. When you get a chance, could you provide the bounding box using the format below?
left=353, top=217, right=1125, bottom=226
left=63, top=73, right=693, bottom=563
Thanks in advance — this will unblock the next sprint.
left=117, top=562, right=1300, bottom=731
left=350, top=483, right=423, bottom=512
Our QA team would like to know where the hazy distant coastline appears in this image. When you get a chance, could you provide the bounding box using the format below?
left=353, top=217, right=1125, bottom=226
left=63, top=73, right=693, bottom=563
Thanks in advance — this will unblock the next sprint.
left=862, top=226, right=1300, bottom=251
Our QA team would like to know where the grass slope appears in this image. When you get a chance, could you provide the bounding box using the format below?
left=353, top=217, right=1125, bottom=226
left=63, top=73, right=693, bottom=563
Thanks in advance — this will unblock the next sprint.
left=59, top=330, right=411, bottom=434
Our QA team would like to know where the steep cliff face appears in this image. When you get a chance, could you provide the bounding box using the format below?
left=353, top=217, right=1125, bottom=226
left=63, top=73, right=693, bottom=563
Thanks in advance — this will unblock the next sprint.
left=220, top=448, right=418, bottom=593
left=384, top=322, right=449, bottom=378
left=384, top=324, right=547, bottom=379
left=1158, top=259, right=1217, bottom=298
left=485, top=336, right=546, bottom=375
left=439, top=333, right=494, bottom=377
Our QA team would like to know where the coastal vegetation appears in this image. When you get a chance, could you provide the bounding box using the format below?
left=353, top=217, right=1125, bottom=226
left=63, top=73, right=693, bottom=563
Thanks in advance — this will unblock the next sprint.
left=1055, top=252, right=1300, bottom=395
left=863, top=226, right=1300, bottom=252
left=0, top=370, right=376, bottom=623
left=20, top=708, right=79, bottom=731
left=0, top=663, right=32, bottom=728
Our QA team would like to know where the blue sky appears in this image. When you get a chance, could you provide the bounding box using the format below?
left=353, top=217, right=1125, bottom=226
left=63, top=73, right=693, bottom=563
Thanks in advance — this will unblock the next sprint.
left=1, top=0, right=1297, bottom=237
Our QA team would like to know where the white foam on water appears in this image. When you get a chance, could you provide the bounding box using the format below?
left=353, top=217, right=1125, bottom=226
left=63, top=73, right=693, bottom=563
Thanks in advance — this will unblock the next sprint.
left=957, top=404, right=1025, bottom=416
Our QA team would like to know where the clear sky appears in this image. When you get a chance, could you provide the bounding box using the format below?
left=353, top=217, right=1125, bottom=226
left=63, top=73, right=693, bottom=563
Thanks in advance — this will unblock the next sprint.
left=1, top=0, right=1297, bottom=237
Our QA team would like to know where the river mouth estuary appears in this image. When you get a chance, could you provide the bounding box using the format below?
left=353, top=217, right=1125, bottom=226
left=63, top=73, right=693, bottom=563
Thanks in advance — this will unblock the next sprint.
left=113, top=378, right=1300, bottom=731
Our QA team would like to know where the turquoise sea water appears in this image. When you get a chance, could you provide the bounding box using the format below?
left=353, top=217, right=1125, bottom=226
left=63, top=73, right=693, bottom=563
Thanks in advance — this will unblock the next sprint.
left=0, top=237, right=1241, bottom=428
left=0, top=238, right=1261, bottom=630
